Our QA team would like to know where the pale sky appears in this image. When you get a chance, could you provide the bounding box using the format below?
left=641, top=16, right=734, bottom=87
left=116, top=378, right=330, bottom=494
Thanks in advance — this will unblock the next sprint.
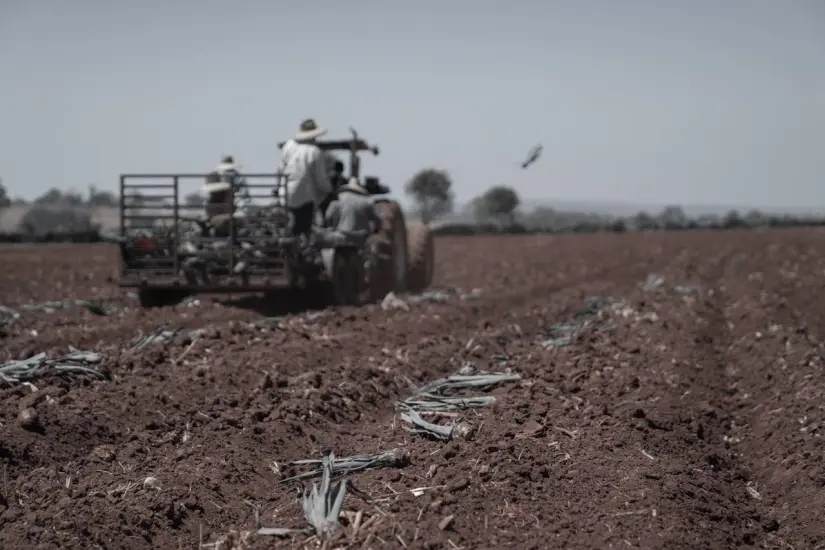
left=1, top=0, right=824, bottom=209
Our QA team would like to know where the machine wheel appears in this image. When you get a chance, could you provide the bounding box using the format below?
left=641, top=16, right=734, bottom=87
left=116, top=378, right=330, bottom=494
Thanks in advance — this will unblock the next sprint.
left=137, top=288, right=188, bottom=309
left=374, top=201, right=409, bottom=293
left=406, top=224, right=435, bottom=293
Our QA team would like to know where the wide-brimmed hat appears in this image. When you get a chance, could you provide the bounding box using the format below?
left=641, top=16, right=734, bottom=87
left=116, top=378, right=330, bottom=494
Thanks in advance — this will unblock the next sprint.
left=338, top=177, right=370, bottom=196
left=294, top=118, right=328, bottom=141
left=217, top=154, right=241, bottom=172
left=202, top=170, right=232, bottom=194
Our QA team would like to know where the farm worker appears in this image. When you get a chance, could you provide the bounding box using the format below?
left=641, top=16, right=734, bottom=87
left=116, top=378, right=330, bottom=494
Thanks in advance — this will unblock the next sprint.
left=214, top=155, right=250, bottom=214
left=277, top=119, right=335, bottom=237
left=201, top=171, right=233, bottom=225
left=200, top=169, right=251, bottom=276
left=324, top=178, right=380, bottom=245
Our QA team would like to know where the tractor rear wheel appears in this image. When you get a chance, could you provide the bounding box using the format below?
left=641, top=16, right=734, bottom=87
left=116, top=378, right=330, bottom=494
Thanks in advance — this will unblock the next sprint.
left=373, top=201, right=408, bottom=294
left=406, top=224, right=435, bottom=293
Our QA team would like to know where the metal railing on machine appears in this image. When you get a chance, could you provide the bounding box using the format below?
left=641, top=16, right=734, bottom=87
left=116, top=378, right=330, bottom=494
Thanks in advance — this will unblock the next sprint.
left=118, top=173, right=290, bottom=287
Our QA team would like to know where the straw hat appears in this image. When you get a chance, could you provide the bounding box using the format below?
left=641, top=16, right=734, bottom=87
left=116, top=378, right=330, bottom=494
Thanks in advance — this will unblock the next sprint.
left=294, top=118, right=328, bottom=141
left=217, top=154, right=241, bottom=172
left=338, top=177, right=370, bottom=196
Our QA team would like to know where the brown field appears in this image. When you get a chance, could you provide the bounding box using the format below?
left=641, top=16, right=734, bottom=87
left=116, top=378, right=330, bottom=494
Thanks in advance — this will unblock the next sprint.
left=1, top=230, right=825, bottom=549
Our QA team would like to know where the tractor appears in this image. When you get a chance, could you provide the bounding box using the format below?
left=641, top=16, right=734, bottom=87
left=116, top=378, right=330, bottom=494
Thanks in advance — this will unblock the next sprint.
left=117, top=129, right=435, bottom=308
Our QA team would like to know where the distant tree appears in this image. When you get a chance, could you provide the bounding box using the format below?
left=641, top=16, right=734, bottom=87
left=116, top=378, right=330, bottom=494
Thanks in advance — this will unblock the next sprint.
left=743, top=209, right=767, bottom=227
left=87, top=184, right=118, bottom=207
left=524, top=206, right=558, bottom=231
left=34, top=188, right=64, bottom=205
left=404, top=168, right=454, bottom=224
left=608, top=218, right=628, bottom=233
left=63, top=189, right=85, bottom=206
left=33, top=187, right=85, bottom=206
left=770, top=214, right=798, bottom=227
left=696, top=213, right=721, bottom=228
left=632, top=211, right=659, bottom=231
left=722, top=209, right=746, bottom=229
left=571, top=220, right=602, bottom=233
left=0, top=178, right=10, bottom=208
left=473, top=185, right=521, bottom=224
left=658, top=205, right=687, bottom=229
left=19, top=205, right=96, bottom=236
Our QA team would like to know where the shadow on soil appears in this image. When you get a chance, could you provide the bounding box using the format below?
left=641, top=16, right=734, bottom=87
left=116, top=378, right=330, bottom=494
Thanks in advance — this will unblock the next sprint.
left=216, top=289, right=330, bottom=318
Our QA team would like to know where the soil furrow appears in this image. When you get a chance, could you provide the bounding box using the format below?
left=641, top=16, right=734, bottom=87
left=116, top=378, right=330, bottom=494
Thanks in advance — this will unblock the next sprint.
left=2, top=232, right=824, bottom=549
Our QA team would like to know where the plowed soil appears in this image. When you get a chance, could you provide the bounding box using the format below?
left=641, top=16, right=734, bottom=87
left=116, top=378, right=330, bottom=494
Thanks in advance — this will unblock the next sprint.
left=1, top=230, right=825, bottom=550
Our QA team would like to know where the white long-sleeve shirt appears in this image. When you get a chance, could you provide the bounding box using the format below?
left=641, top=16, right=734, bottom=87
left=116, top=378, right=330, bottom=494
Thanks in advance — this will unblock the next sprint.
left=277, top=139, right=333, bottom=209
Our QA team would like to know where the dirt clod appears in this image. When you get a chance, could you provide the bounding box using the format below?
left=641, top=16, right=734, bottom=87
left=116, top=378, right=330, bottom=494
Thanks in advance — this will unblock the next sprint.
left=17, top=408, right=39, bottom=430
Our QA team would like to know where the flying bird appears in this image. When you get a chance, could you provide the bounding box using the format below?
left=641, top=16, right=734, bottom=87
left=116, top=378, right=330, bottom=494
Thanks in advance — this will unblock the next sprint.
left=520, top=144, right=543, bottom=169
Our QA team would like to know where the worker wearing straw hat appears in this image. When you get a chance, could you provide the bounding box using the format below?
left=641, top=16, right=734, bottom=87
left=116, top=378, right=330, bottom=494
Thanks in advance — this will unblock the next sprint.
left=278, top=119, right=335, bottom=237
left=214, top=155, right=250, bottom=212
left=325, top=177, right=379, bottom=236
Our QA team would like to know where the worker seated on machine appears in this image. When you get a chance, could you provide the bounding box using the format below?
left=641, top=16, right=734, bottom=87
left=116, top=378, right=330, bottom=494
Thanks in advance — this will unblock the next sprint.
left=215, top=155, right=251, bottom=209
left=322, top=177, right=380, bottom=247
left=201, top=171, right=237, bottom=237
left=200, top=155, right=251, bottom=236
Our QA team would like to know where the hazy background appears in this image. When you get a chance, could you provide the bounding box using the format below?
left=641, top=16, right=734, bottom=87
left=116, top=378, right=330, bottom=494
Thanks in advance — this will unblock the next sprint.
left=1, top=0, right=824, bottom=214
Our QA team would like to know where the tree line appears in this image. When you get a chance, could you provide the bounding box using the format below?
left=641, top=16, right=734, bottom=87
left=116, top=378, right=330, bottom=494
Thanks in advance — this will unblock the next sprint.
left=403, top=169, right=825, bottom=233
left=1, top=174, right=823, bottom=240
left=0, top=184, right=209, bottom=238
left=0, top=184, right=207, bottom=209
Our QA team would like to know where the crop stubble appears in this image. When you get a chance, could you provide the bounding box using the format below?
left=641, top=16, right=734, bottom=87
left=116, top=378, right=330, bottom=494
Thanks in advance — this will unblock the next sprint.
left=0, top=230, right=824, bottom=549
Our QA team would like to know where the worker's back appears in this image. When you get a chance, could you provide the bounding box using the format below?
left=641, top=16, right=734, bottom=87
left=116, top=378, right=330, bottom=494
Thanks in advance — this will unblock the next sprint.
left=326, top=190, right=378, bottom=235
